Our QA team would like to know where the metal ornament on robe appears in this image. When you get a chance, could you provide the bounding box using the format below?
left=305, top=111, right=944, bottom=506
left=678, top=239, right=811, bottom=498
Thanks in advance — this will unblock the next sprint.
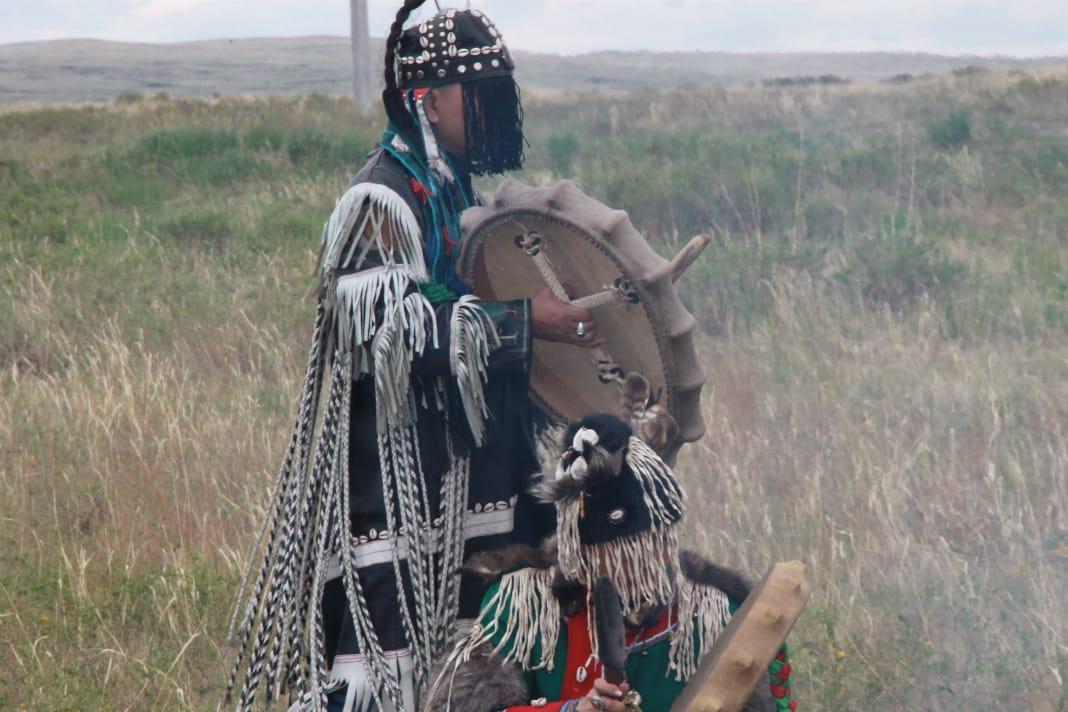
left=458, top=180, right=707, bottom=458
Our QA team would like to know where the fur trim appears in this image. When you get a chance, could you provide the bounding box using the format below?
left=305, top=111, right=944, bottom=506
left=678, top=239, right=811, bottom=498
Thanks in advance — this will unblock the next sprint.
left=458, top=543, right=554, bottom=580
left=740, top=671, right=777, bottom=712
left=467, top=544, right=753, bottom=608
left=679, top=549, right=752, bottom=605
left=532, top=465, right=589, bottom=503
left=422, top=642, right=528, bottom=712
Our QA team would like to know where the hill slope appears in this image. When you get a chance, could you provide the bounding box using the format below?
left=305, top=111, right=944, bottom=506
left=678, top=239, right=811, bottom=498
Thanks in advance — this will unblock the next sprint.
left=2, top=36, right=1066, bottom=102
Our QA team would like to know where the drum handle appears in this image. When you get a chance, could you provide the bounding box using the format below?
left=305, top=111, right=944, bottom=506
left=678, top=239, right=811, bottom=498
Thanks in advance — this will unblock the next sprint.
left=566, top=235, right=713, bottom=310
left=517, top=229, right=710, bottom=389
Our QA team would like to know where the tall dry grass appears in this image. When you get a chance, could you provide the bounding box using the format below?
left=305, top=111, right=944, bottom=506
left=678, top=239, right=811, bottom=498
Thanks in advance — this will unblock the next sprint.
left=5, top=255, right=1065, bottom=709
left=0, top=244, right=307, bottom=709
left=681, top=270, right=1068, bottom=709
left=2, top=76, right=1068, bottom=710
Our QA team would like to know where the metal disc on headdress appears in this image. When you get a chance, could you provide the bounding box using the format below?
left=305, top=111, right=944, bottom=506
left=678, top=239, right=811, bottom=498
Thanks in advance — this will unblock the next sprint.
left=459, top=180, right=707, bottom=457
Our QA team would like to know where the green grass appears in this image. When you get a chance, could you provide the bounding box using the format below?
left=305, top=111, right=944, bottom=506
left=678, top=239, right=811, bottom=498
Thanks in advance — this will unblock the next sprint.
left=2, top=72, right=1067, bottom=709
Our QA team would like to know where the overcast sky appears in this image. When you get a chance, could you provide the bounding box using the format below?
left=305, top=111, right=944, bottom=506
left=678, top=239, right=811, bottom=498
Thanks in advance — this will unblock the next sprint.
left=2, top=0, right=1066, bottom=56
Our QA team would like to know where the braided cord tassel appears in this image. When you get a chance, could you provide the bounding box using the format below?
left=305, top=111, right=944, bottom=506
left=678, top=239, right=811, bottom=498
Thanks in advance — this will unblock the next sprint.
left=435, top=432, right=470, bottom=650
left=307, top=419, right=342, bottom=712
left=263, top=341, right=331, bottom=700
left=272, top=354, right=344, bottom=701
left=235, top=355, right=345, bottom=711
left=225, top=304, right=326, bottom=706
left=281, top=375, right=344, bottom=697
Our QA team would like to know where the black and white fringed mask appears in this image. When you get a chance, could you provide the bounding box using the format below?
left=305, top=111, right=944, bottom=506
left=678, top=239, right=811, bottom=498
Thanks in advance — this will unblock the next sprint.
left=536, top=413, right=687, bottom=616
left=391, top=7, right=525, bottom=176
left=457, top=414, right=730, bottom=681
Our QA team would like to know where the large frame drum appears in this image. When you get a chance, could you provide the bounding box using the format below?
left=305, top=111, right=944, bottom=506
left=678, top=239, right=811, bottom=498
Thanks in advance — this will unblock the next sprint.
left=459, top=180, right=707, bottom=459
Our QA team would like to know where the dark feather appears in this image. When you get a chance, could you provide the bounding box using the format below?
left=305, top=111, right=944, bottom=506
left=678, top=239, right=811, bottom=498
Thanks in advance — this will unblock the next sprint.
left=739, top=671, right=777, bottom=712
left=593, top=577, right=628, bottom=683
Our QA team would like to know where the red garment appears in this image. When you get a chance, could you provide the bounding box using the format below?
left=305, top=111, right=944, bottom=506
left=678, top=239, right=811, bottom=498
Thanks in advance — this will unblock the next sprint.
left=506, top=601, right=674, bottom=711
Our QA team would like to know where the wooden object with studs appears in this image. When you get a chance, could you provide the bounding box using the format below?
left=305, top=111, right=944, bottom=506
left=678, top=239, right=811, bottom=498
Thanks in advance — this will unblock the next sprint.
left=669, top=561, right=812, bottom=712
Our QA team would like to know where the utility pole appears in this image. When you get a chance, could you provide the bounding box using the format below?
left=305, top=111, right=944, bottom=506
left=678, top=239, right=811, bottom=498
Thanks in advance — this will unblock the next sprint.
left=350, top=0, right=373, bottom=110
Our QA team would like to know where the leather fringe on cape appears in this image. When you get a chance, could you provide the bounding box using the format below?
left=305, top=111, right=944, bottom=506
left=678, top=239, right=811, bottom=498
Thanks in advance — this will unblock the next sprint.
left=225, top=182, right=500, bottom=711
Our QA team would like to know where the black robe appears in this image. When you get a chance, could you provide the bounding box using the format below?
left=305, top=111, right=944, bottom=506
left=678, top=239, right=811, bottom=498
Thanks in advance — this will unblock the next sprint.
left=321, top=148, right=555, bottom=670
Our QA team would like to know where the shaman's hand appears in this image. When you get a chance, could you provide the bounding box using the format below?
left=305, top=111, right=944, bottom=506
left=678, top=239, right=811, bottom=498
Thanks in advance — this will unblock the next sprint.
left=531, top=286, right=605, bottom=347
left=575, top=679, right=632, bottom=711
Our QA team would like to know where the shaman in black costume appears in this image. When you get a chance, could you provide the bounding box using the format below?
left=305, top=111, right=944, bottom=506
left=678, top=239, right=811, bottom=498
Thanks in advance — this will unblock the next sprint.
left=227, top=5, right=568, bottom=711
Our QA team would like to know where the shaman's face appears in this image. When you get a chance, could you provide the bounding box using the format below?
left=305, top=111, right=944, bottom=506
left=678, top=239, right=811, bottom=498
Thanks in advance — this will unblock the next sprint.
left=424, top=83, right=467, bottom=158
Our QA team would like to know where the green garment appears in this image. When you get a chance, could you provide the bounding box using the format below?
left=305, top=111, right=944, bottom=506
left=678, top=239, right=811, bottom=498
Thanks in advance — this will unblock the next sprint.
left=477, top=579, right=794, bottom=711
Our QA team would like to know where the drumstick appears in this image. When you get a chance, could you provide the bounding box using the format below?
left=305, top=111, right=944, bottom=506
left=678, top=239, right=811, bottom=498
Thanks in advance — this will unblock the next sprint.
left=568, top=234, right=713, bottom=310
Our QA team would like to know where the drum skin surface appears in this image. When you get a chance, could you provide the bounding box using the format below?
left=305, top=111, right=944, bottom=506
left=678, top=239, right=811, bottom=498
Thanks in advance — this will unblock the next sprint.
left=459, top=180, right=707, bottom=454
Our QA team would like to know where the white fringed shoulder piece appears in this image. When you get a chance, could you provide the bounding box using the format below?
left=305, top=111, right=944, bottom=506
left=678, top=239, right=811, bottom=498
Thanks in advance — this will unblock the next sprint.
left=319, top=182, right=428, bottom=283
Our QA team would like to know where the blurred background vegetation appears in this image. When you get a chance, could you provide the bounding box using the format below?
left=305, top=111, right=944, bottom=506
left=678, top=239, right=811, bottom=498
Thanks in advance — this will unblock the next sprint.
left=2, top=69, right=1067, bottom=709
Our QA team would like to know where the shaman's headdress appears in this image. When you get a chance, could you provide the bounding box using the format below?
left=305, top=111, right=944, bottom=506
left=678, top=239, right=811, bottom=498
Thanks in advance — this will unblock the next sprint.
left=383, top=2, right=525, bottom=177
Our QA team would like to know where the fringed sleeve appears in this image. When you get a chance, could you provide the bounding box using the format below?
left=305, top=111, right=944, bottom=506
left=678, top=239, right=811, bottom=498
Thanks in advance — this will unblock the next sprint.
left=322, top=181, right=532, bottom=444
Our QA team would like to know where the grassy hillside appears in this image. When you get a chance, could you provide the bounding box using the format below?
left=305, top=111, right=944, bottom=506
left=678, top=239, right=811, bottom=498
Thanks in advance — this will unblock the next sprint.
left=2, top=71, right=1067, bottom=709
left=2, top=36, right=1068, bottom=102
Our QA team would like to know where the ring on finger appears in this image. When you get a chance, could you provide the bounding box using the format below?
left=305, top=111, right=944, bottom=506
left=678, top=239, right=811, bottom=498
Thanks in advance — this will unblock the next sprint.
left=588, top=696, right=606, bottom=711
left=576, top=321, right=586, bottom=338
